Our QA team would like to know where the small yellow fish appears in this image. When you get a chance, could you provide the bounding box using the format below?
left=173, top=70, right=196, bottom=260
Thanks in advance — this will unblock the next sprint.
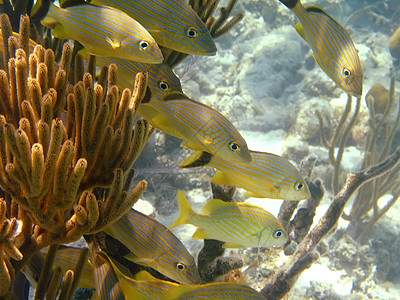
left=107, top=255, right=179, bottom=300
left=163, top=281, right=267, bottom=299
left=39, top=1, right=163, bottom=63
left=104, top=208, right=200, bottom=284
left=169, top=191, right=288, bottom=249
left=24, top=246, right=95, bottom=289
left=89, top=242, right=126, bottom=300
left=91, top=0, right=217, bottom=56
left=92, top=55, right=183, bottom=101
left=138, top=92, right=252, bottom=164
left=0, top=30, right=37, bottom=54
left=280, top=0, right=363, bottom=96
left=180, top=150, right=310, bottom=201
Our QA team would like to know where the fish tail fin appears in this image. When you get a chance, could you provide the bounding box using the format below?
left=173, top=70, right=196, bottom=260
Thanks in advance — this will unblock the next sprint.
left=279, top=0, right=299, bottom=9
left=31, top=0, right=53, bottom=21
left=179, top=151, right=213, bottom=168
left=169, top=191, right=195, bottom=229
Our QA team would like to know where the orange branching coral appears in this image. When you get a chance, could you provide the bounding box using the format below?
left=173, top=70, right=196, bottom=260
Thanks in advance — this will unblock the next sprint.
left=0, top=199, right=22, bottom=296
left=0, top=14, right=152, bottom=296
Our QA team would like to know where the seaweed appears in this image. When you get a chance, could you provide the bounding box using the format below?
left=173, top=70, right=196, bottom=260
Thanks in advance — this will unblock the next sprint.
left=344, top=70, right=400, bottom=241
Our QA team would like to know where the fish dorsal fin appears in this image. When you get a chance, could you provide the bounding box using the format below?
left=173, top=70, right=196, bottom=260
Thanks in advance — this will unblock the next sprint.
left=134, top=270, right=158, bottom=281
left=162, top=91, right=190, bottom=102
left=294, top=23, right=306, bottom=40
left=201, top=199, right=236, bottom=215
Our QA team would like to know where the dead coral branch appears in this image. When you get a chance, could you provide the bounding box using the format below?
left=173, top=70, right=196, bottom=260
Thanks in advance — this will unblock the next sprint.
left=260, top=145, right=400, bottom=299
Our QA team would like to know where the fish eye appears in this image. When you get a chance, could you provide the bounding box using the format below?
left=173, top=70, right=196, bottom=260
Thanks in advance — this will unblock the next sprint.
left=185, top=27, right=198, bottom=38
left=176, top=262, right=186, bottom=270
left=139, top=40, right=149, bottom=50
left=229, top=142, right=240, bottom=151
left=159, top=81, right=169, bottom=91
left=273, top=230, right=284, bottom=239
left=343, top=68, right=351, bottom=78
left=295, top=181, right=304, bottom=191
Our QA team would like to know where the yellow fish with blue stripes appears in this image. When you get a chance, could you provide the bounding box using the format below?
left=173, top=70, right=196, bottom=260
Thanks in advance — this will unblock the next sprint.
left=180, top=150, right=310, bottom=201
left=107, top=256, right=179, bottom=300
left=279, top=0, right=363, bottom=96
left=89, top=242, right=126, bottom=300
left=39, top=1, right=163, bottom=63
left=52, top=246, right=95, bottom=289
left=91, top=0, right=217, bottom=56
left=104, top=208, right=200, bottom=284
left=138, top=92, right=251, bottom=164
left=0, top=30, right=37, bottom=54
left=169, top=191, right=288, bottom=249
left=93, top=55, right=182, bottom=100
left=164, top=282, right=267, bottom=300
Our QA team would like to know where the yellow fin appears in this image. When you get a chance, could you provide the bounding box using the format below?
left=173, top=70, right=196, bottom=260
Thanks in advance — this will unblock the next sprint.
left=294, top=23, right=306, bottom=40
left=201, top=199, right=235, bottom=215
left=77, top=48, right=90, bottom=59
left=192, top=228, right=206, bottom=239
left=124, top=253, right=154, bottom=266
left=243, top=191, right=264, bottom=198
left=223, top=242, right=244, bottom=248
left=162, top=91, right=190, bottom=102
left=211, top=171, right=235, bottom=186
left=106, top=37, right=121, bottom=49
left=41, top=15, right=59, bottom=28
left=179, top=151, right=212, bottom=168
left=179, top=151, right=203, bottom=168
left=134, top=270, right=158, bottom=281
left=168, top=190, right=195, bottom=229
left=180, top=140, right=204, bottom=151
left=164, top=285, right=198, bottom=299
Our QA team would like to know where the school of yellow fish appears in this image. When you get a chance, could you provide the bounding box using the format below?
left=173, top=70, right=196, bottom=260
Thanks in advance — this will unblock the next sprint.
left=21, top=0, right=363, bottom=298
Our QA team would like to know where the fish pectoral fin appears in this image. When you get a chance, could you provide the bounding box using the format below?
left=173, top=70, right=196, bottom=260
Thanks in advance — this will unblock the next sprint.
left=124, top=253, right=154, bottom=266
left=77, top=48, right=90, bottom=59
left=222, top=242, right=244, bottom=249
left=180, top=140, right=204, bottom=151
left=147, top=28, right=162, bottom=35
left=179, top=151, right=212, bottom=168
left=106, top=37, right=121, bottom=49
left=243, top=191, right=263, bottom=198
left=211, top=171, right=234, bottom=186
left=134, top=270, right=158, bottom=281
left=41, top=15, right=59, bottom=28
left=294, top=23, right=306, bottom=40
left=202, top=138, right=214, bottom=145
left=192, top=228, right=206, bottom=239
